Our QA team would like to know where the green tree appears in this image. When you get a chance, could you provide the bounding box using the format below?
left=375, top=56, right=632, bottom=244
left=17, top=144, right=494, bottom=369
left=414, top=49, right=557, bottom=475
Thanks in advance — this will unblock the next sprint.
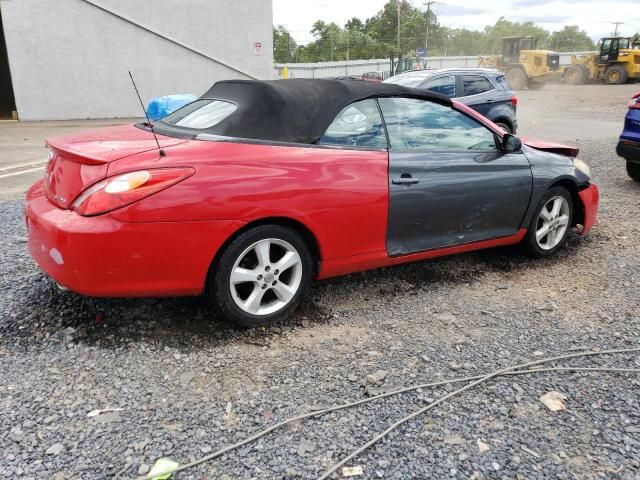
left=549, top=26, right=596, bottom=52
left=345, top=17, right=365, bottom=34
left=364, top=1, right=434, bottom=54
left=480, top=17, right=551, bottom=54
left=273, top=25, right=296, bottom=63
left=443, top=28, right=486, bottom=56
left=276, top=2, right=605, bottom=64
left=296, top=21, right=344, bottom=62
left=296, top=19, right=388, bottom=62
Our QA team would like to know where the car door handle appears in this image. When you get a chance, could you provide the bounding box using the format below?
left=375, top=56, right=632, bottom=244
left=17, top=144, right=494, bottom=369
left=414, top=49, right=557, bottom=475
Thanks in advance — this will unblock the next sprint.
left=392, top=176, right=420, bottom=185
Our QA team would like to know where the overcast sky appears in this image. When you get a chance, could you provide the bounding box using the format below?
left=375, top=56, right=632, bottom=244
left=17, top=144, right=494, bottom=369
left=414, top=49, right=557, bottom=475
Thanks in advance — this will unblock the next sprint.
left=273, top=0, right=640, bottom=45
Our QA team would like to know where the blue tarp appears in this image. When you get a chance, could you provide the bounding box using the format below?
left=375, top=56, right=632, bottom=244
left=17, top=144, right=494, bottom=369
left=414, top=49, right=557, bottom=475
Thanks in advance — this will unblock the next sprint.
left=146, top=94, right=197, bottom=121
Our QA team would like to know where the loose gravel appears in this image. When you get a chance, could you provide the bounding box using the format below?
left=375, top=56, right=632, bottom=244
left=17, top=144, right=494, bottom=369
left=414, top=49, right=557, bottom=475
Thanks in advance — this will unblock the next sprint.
left=2, top=137, right=640, bottom=478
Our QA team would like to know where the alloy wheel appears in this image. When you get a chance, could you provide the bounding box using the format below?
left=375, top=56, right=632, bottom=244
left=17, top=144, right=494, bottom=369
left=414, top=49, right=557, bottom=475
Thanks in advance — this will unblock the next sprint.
left=229, top=238, right=303, bottom=316
left=535, top=196, right=570, bottom=250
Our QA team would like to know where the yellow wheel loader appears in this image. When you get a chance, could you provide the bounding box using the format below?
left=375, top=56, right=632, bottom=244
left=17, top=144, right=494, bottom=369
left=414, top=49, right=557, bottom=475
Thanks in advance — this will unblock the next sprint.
left=478, top=36, right=562, bottom=90
left=565, top=37, right=640, bottom=85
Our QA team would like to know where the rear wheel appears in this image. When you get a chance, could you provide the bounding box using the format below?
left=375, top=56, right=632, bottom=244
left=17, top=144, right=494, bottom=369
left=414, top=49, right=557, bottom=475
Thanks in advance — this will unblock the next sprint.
left=494, top=121, right=512, bottom=134
left=209, top=225, right=313, bottom=327
left=506, top=68, right=528, bottom=90
left=565, top=66, right=586, bottom=85
left=627, top=161, right=640, bottom=181
left=521, top=186, right=574, bottom=258
left=604, top=65, right=628, bottom=85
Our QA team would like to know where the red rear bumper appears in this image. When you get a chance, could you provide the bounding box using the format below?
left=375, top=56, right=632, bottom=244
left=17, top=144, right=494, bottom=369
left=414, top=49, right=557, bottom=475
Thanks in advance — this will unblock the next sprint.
left=25, top=180, right=244, bottom=297
left=578, top=184, right=599, bottom=235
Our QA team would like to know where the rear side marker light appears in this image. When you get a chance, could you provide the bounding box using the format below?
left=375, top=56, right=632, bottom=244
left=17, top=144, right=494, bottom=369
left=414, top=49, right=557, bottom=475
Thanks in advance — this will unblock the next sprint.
left=71, top=167, right=194, bottom=216
left=510, top=95, right=518, bottom=107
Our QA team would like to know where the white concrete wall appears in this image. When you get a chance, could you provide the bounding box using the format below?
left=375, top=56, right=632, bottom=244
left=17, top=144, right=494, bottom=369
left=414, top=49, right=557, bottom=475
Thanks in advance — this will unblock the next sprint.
left=275, top=52, right=593, bottom=79
left=0, top=0, right=274, bottom=120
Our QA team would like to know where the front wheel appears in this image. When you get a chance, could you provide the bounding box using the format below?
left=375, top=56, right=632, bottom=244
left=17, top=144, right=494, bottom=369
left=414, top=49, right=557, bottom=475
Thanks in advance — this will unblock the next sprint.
left=565, top=66, right=585, bottom=85
left=604, top=65, right=628, bottom=85
left=521, top=186, right=574, bottom=258
left=627, top=161, right=640, bottom=181
left=209, top=225, right=314, bottom=327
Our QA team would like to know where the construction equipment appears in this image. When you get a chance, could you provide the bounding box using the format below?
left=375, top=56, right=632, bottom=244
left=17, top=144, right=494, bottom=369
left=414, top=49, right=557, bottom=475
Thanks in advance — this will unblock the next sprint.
left=478, top=36, right=562, bottom=90
left=389, top=52, right=415, bottom=77
left=565, top=37, right=640, bottom=85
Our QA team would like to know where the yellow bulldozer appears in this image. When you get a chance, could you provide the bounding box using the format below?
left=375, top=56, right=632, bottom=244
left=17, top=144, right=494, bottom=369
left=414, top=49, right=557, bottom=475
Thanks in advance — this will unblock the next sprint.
left=565, top=37, right=640, bottom=85
left=478, top=36, right=563, bottom=90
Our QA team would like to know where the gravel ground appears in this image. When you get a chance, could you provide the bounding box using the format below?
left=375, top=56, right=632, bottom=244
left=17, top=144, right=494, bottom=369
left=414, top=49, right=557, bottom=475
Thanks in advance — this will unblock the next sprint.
left=2, top=108, right=640, bottom=477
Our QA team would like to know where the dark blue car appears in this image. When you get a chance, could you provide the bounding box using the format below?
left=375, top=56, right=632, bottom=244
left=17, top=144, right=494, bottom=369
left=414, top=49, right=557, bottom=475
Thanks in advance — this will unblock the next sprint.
left=384, top=68, right=518, bottom=133
left=617, top=91, right=640, bottom=181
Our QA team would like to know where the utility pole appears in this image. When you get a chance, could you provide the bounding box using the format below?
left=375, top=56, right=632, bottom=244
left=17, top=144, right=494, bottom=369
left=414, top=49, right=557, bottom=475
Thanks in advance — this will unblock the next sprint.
left=396, top=0, right=401, bottom=52
left=286, top=32, right=291, bottom=62
left=423, top=1, right=443, bottom=58
left=346, top=33, right=350, bottom=61
left=331, top=31, right=334, bottom=61
left=611, top=21, right=624, bottom=37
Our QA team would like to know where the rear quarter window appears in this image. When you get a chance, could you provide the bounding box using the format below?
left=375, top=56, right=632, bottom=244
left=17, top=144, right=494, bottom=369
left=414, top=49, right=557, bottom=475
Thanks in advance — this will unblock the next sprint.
left=318, top=99, right=387, bottom=149
left=494, top=75, right=508, bottom=88
left=384, top=75, right=428, bottom=88
left=461, top=75, right=494, bottom=96
left=161, top=99, right=237, bottom=129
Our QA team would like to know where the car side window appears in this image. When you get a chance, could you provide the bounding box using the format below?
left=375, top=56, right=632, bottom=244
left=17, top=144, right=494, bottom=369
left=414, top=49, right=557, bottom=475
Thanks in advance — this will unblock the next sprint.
left=461, top=75, right=494, bottom=96
left=378, top=97, right=499, bottom=151
left=424, top=75, right=456, bottom=97
left=318, top=99, right=387, bottom=148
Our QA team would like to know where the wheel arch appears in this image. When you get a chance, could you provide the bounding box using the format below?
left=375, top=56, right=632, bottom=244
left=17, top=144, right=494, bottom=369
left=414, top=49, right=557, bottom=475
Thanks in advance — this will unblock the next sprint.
left=507, top=65, right=529, bottom=76
left=491, top=116, right=513, bottom=133
left=521, top=175, right=587, bottom=231
left=548, top=178, right=585, bottom=227
left=205, top=216, right=323, bottom=289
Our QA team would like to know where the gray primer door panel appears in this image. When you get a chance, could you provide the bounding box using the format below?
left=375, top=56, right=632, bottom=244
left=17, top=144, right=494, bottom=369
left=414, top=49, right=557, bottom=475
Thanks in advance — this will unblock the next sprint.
left=387, top=150, right=532, bottom=256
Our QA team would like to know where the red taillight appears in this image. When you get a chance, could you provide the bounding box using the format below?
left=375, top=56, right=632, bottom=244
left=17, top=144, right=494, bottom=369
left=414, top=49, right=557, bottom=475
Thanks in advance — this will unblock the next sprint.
left=511, top=95, right=518, bottom=107
left=71, top=167, right=194, bottom=216
left=628, top=92, right=640, bottom=109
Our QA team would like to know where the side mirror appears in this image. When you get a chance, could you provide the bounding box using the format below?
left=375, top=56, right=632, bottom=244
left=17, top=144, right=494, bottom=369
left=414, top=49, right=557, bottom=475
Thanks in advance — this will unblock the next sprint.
left=502, top=133, right=522, bottom=153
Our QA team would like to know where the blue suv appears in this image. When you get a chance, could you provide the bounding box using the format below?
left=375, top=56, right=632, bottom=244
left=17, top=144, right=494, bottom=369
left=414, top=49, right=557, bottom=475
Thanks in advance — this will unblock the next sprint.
left=617, top=91, right=640, bottom=181
left=384, top=68, right=518, bottom=133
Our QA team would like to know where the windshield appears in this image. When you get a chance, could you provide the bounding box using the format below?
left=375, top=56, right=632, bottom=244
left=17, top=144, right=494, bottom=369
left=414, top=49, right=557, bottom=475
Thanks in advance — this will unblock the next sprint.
left=161, top=99, right=237, bottom=129
left=384, top=74, right=429, bottom=88
left=520, top=37, right=535, bottom=50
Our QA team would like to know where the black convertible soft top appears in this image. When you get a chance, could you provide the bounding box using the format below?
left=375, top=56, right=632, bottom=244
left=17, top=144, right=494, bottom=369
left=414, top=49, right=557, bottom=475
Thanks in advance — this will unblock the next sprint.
left=155, top=79, right=452, bottom=144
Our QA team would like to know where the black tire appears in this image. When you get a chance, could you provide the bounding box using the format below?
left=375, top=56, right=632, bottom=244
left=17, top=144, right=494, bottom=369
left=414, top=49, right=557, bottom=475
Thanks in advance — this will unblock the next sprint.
left=209, top=225, right=314, bottom=328
left=521, top=186, right=574, bottom=258
left=565, top=66, right=586, bottom=85
left=494, top=121, right=512, bottom=134
left=506, top=68, right=528, bottom=90
left=528, top=81, right=545, bottom=90
left=604, top=65, right=628, bottom=85
left=627, top=161, right=640, bottom=181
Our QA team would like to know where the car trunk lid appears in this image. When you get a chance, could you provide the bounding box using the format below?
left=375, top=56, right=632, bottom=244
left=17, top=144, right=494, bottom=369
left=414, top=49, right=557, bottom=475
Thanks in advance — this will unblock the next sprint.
left=44, top=124, right=187, bottom=209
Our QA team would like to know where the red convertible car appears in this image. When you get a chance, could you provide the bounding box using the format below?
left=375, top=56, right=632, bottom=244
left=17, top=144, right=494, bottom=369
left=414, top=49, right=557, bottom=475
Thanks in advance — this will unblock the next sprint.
left=25, top=79, right=598, bottom=327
